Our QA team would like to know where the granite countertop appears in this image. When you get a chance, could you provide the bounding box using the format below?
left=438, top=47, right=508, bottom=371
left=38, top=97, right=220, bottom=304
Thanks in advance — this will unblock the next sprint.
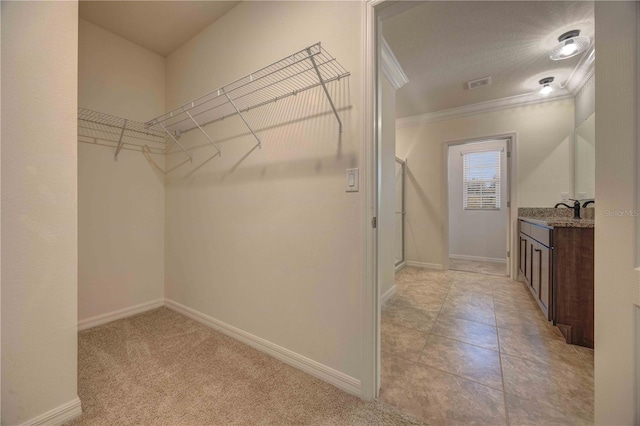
left=519, top=216, right=595, bottom=228
left=518, top=207, right=595, bottom=228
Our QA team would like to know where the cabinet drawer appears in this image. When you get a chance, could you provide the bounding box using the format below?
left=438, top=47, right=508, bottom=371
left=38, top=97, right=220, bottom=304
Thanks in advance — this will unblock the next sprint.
left=519, top=220, right=531, bottom=236
left=530, top=225, right=551, bottom=247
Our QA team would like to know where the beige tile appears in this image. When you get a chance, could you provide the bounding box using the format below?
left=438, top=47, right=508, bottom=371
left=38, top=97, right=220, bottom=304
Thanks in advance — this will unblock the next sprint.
left=449, top=258, right=508, bottom=277
left=392, top=284, right=449, bottom=311
left=494, top=302, right=562, bottom=339
left=445, top=290, right=494, bottom=309
left=379, top=363, right=507, bottom=425
left=395, top=267, right=421, bottom=286
left=418, top=335, right=503, bottom=390
left=382, top=303, right=438, bottom=332
left=381, top=351, right=414, bottom=387
left=381, top=320, right=428, bottom=362
left=440, top=297, right=496, bottom=326
left=448, top=282, right=494, bottom=297
left=573, top=345, right=594, bottom=377
left=505, top=393, right=592, bottom=426
left=431, top=315, right=499, bottom=351
left=501, top=354, right=593, bottom=423
left=492, top=283, right=535, bottom=304
left=498, top=327, right=587, bottom=372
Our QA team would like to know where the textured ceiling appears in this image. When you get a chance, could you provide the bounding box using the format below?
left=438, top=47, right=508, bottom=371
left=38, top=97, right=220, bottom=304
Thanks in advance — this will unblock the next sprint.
left=79, top=1, right=240, bottom=57
left=382, top=1, right=594, bottom=118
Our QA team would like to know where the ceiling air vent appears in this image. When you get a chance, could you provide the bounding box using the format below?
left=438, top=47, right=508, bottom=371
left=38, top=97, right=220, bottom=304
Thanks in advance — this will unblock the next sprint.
left=467, top=76, right=492, bottom=90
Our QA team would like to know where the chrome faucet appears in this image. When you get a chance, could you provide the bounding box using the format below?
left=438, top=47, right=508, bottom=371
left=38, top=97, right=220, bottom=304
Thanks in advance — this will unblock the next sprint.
left=554, top=199, right=581, bottom=219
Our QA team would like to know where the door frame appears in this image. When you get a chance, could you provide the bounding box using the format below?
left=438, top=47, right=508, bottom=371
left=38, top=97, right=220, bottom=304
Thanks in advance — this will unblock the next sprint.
left=361, top=0, right=382, bottom=401
left=395, top=157, right=406, bottom=268
left=441, top=133, right=519, bottom=279
left=443, top=136, right=517, bottom=277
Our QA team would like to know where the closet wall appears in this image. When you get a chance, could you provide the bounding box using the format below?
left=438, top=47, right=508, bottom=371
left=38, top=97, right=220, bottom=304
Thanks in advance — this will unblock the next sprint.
left=78, top=20, right=166, bottom=323
left=1, top=2, right=79, bottom=424
left=163, top=1, right=364, bottom=381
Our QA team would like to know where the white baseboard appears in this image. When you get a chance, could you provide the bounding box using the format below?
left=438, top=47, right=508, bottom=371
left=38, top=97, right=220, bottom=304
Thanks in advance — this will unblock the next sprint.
left=405, top=260, right=444, bottom=270
left=449, top=254, right=507, bottom=264
left=164, top=298, right=362, bottom=398
left=380, top=284, right=397, bottom=306
left=20, top=397, right=82, bottom=426
left=395, top=261, right=406, bottom=272
left=78, top=299, right=164, bottom=331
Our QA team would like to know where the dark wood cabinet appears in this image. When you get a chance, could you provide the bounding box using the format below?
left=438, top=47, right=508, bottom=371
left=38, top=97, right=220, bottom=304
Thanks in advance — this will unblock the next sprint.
left=553, top=227, right=594, bottom=348
left=518, top=219, right=594, bottom=348
left=519, top=222, right=552, bottom=320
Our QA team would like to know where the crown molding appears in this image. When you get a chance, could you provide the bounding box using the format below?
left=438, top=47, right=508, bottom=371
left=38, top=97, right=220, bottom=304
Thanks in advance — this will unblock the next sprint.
left=396, top=42, right=595, bottom=129
left=396, top=92, right=574, bottom=128
left=380, top=36, right=409, bottom=90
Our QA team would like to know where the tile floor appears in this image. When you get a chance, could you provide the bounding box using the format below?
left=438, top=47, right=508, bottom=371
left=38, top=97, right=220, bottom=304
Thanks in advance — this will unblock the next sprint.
left=380, top=266, right=594, bottom=425
left=449, top=258, right=508, bottom=277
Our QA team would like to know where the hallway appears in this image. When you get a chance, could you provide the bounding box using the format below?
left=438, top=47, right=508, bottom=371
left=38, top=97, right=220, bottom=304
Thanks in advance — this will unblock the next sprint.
left=380, top=266, right=593, bottom=425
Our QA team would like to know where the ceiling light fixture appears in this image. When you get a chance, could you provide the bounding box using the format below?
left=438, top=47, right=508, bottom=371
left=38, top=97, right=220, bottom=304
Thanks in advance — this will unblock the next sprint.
left=539, top=77, right=554, bottom=95
left=550, top=30, right=590, bottom=60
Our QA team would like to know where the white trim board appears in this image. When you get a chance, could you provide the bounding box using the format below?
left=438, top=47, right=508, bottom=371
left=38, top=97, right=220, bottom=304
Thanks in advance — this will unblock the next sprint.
left=77, top=299, right=164, bottom=331
left=380, top=284, right=397, bottom=307
left=164, top=298, right=362, bottom=398
left=396, top=93, right=574, bottom=128
left=380, top=36, right=409, bottom=90
left=405, top=261, right=444, bottom=270
left=395, top=261, right=406, bottom=272
left=449, top=254, right=507, bottom=264
left=19, top=397, right=82, bottom=426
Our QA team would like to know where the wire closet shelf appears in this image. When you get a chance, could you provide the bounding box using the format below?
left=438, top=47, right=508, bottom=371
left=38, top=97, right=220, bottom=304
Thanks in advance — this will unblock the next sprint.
left=78, top=108, right=187, bottom=161
left=77, top=42, right=349, bottom=162
left=144, top=42, right=350, bottom=152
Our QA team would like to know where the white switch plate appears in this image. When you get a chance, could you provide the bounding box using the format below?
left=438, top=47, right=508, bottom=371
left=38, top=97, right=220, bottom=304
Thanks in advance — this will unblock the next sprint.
left=346, top=168, right=359, bottom=192
left=561, top=192, right=569, bottom=201
left=578, top=192, right=587, bottom=199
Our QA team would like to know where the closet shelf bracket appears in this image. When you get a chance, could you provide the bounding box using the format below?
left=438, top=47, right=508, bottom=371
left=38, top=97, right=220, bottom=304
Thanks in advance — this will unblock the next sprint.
left=114, top=119, right=128, bottom=161
left=222, top=88, right=262, bottom=149
left=184, top=109, right=222, bottom=157
left=158, top=122, right=193, bottom=162
left=307, top=47, right=343, bottom=133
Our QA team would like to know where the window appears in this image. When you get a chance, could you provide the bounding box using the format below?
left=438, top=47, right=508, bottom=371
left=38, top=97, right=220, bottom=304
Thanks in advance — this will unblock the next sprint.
left=463, top=150, right=501, bottom=210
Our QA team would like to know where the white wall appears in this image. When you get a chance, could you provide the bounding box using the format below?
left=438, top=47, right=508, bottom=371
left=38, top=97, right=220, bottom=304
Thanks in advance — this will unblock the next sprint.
left=448, top=140, right=508, bottom=262
left=594, top=2, right=639, bottom=423
left=163, top=1, right=364, bottom=384
left=78, top=19, right=166, bottom=322
left=575, top=73, right=595, bottom=128
left=1, top=2, right=80, bottom=424
left=380, top=76, right=396, bottom=297
left=574, top=74, right=595, bottom=200
left=396, top=98, right=574, bottom=268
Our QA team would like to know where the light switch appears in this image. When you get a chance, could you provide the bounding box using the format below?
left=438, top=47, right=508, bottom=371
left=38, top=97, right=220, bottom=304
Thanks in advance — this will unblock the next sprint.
left=561, top=192, right=569, bottom=202
left=578, top=192, right=587, bottom=199
left=346, top=168, right=359, bottom=192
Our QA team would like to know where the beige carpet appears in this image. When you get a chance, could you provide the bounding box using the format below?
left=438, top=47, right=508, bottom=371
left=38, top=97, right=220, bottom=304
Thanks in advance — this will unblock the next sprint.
left=68, top=307, right=424, bottom=426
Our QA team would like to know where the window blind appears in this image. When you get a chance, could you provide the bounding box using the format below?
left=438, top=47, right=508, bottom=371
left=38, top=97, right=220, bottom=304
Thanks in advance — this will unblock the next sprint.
left=463, top=150, right=501, bottom=210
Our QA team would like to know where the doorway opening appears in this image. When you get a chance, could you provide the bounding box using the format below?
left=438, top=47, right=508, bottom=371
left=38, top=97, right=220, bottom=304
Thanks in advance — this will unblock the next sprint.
left=446, top=138, right=511, bottom=277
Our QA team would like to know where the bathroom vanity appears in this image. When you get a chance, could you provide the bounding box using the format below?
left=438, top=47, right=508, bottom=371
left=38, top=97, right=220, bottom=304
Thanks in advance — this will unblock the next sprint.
left=518, top=211, right=594, bottom=348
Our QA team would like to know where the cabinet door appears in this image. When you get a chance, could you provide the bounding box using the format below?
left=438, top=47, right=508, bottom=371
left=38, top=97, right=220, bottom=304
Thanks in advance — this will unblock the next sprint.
left=538, top=245, right=551, bottom=320
left=530, top=241, right=540, bottom=298
left=519, top=233, right=527, bottom=278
